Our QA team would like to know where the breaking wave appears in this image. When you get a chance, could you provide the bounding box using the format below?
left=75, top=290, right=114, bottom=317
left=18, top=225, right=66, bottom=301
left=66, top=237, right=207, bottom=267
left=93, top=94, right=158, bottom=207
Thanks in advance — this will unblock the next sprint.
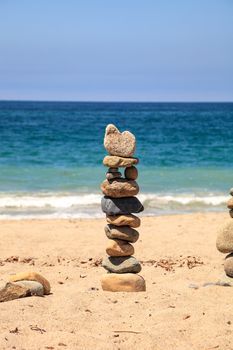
left=0, top=191, right=228, bottom=219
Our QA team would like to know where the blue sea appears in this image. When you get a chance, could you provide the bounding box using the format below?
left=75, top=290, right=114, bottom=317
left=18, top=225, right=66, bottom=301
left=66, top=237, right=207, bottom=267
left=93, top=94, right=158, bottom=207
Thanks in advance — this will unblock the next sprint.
left=0, top=101, right=232, bottom=219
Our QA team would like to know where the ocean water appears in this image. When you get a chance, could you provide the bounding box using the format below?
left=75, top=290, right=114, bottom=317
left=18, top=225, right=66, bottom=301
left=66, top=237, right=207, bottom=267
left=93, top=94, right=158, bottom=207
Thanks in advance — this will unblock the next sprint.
left=0, top=101, right=233, bottom=219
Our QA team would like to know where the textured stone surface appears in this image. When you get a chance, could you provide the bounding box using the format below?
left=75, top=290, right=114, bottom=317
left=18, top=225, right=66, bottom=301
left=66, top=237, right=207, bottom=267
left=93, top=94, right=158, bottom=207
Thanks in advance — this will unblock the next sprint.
left=101, top=196, right=144, bottom=215
left=124, top=166, right=138, bottom=180
left=105, top=224, right=139, bottom=243
left=103, top=156, right=138, bottom=168
left=9, top=271, right=51, bottom=295
left=101, top=273, right=146, bottom=292
left=104, top=124, right=136, bottom=157
left=14, top=280, right=44, bottom=296
left=0, top=282, right=30, bottom=303
left=106, top=172, right=122, bottom=180
left=227, top=197, right=233, bottom=209
left=102, top=256, right=141, bottom=273
left=216, top=220, right=233, bottom=253
left=106, top=214, right=141, bottom=228
left=101, top=179, right=139, bottom=198
left=106, top=239, right=134, bottom=256
left=224, top=253, right=233, bottom=277
left=230, top=209, right=233, bottom=218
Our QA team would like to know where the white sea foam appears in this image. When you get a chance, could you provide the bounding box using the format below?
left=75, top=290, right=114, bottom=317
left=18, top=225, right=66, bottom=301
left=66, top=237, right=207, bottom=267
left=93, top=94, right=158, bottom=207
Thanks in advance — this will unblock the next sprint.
left=0, top=193, right=102, bottom=208
left=138, top=193, right=228, bottom=206
left=0, top=192, right=228, bottom=219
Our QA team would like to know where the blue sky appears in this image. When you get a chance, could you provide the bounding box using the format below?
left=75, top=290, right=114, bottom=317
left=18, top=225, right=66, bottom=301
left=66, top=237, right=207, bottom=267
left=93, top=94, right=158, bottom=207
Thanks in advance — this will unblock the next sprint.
left=0, top=0, right=232, bottom=101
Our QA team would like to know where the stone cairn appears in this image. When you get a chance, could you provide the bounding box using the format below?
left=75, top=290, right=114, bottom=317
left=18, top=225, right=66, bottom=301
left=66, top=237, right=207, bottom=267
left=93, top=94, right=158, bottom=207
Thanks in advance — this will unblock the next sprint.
left=216, top=188, right=233, bottom=280
left=100, top=124, right=146, bottom=292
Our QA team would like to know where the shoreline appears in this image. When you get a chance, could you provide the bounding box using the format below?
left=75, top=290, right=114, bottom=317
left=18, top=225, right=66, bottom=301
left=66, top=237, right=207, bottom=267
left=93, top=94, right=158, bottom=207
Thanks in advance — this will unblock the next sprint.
left=0, top=210, right=227, bottom=221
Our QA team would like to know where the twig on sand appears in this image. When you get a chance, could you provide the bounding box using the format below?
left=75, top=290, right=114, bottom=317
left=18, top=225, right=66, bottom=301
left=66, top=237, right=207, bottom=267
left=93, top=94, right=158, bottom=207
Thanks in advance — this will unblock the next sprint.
left=113, top=330, right=142, bottom=334
left=30, top=325, right=46, bottom=334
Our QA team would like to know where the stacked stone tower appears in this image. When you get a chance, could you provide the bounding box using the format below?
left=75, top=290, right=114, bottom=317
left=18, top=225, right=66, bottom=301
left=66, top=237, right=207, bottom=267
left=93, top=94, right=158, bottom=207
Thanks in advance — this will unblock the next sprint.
left=100, top=124, right=146, bottom=292
left=216, top=188, right=233, bottom=278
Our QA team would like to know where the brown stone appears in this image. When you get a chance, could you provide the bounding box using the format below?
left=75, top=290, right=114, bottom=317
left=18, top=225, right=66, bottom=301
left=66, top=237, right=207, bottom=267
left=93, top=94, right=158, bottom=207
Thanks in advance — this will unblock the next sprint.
left=101, top=273, right=146, bottom=292
left=106, top=214, right=141, bottom=228
left=103, top=156, right=138, bottom=168
left=124, top=166, right=138, bottom=180
left=229, top=209, right=233, bottom=218
left=216, top=220, right=233, bottom=253
left=105, top=224, right=139, bottom=243
left=227, top=197, right=233, bottom=209
left=9, top=271, right=51, bottom=295
left=224, top=253, right=233, bottom=277
left=101, top=178, right=139, bottom=198
left=0, top=282, right=30, bottom=303
left=104, top=124, right=136, bottom=157
left=106, top=239, right=134, bottom=256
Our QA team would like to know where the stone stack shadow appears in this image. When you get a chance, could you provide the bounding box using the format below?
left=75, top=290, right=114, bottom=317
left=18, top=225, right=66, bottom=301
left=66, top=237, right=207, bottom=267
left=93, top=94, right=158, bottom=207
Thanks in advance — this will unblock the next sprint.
left=100, top=124, right=146, bottom=292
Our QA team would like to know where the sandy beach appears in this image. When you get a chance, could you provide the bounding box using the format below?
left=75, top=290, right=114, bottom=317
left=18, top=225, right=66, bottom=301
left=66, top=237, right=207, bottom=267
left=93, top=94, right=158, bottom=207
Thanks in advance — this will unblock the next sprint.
left=0, top=212, right=232, bottom=350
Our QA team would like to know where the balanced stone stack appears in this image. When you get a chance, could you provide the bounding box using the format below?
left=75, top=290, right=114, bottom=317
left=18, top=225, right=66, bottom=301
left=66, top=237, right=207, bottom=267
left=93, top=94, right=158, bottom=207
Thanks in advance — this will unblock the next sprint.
left=216, top=188, right=233, bottom=279
left=100, top=124, right=146, bottom=292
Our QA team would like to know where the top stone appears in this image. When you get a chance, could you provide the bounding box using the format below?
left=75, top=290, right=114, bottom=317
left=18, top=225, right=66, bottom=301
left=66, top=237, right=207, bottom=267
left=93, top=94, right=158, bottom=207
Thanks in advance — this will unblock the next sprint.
left=104, top=124, right=136, bottom=158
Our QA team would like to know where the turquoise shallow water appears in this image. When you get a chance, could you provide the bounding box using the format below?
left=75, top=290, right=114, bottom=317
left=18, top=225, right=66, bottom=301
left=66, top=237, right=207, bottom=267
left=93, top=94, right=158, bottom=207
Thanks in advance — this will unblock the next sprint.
left=0, top=101, right=232, bottom=218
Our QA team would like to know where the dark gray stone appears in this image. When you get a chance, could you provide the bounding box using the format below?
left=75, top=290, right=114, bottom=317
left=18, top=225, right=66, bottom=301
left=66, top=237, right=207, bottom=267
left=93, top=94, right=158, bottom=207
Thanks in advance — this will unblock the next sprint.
left=102, top=256, right=141, bottom=273
left=108, top=167, right=119, bottom=173
left=101, top=196, right=144, bottom=215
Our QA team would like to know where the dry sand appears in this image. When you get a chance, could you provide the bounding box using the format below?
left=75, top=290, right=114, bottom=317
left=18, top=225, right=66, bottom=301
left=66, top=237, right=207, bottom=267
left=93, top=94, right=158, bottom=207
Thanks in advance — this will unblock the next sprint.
left=0, top=213, right=233, bottom=350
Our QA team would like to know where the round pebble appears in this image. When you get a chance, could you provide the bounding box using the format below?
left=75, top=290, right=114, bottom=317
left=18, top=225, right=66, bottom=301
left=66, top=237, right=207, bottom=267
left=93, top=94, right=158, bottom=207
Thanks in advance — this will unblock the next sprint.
left=124, top=166, right=138, bottom=180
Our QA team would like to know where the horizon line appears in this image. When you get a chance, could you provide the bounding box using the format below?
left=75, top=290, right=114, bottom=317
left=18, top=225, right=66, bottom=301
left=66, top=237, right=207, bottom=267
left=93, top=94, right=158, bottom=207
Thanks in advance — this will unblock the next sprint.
left=0, top=99, right=233, bottom=104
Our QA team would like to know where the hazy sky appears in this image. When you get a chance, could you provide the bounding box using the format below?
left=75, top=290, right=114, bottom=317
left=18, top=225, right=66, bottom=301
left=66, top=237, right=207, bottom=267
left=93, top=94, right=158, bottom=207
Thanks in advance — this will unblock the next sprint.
left=0, top=0, right=232, bottom=101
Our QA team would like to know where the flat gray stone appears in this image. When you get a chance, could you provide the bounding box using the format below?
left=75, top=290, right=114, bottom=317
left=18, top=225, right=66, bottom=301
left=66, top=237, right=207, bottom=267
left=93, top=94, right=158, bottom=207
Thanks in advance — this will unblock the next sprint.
left=102, top=256, right=141, bottom=273
left=14, top=280, right=44, bottom=296
left=101, top=196, right=144, bottom=215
